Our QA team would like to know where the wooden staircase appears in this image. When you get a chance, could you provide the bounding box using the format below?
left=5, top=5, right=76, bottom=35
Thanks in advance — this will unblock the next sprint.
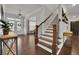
left=37, top=24, right=54, bottom=53
left=35, top=7, right=69, bottom=55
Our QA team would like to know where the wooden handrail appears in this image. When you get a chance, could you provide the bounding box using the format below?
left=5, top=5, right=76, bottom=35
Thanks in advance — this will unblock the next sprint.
left=38, top=6, right=59, bottom=27
left=34, top=11, right=56, bottom=45
left=38, top=13, right=53, bottom=27
left=34, top=13, right=54, bottom=45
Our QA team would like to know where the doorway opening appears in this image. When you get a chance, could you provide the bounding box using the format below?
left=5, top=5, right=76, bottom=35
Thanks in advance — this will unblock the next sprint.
left=28, top=16, right=36, bottom=34
left=71, top=21, right=79, bottom=36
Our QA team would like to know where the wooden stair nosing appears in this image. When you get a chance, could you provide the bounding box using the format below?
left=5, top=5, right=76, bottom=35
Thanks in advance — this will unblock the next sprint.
left=39, top=41, right=52, bottom=49
left=46, top=28, right=53, bottom=30
left=45, top=31, right=53, bottom=33
left=40, top=34, right=53, bottom=37
left=37, top=44, right=52, bottom=53
left=39, top=37, right=52, bottom=42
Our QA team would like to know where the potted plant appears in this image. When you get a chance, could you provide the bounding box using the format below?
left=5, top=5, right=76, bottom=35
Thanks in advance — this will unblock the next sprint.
left=0, top=20, right=10, bottom=35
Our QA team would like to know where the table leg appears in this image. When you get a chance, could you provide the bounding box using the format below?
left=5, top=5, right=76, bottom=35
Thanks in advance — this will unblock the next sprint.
left=15, top=37, right=18, bottom=55
left=2, top=40, right=15, bottom=55
left=7, top=39, right=16, bottom=55
left=0, top=40, right=2, bottom=55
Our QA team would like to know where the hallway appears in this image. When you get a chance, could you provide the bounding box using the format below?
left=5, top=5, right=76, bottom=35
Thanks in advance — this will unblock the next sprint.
left=1, top=4, right=79, bottom=55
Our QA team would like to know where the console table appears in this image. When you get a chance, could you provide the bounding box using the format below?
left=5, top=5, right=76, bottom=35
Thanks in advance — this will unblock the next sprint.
left=0, top=32, right=18, bottom=55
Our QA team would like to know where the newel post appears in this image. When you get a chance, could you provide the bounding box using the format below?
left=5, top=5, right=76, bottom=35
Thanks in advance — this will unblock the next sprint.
left=52, top=24, right=57, bottom=55
left=35, top=25, right=39, bottom=45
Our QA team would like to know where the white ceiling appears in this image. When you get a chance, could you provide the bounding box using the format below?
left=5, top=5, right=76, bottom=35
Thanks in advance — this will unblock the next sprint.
left=63, top=4, right=79, bottom=17
left=41, top=4, right=58, bottom=11
left=5, top=4, right=42, bottom=15
left=4, top=4, right=58, bottom=15
left=1, top=4, right=79, bottom=19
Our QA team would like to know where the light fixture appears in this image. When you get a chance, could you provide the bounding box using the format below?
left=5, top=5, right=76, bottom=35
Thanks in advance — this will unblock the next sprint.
left=17, top=9, right=22, bottom=18
left=72, top=4, right=76, bottom=6
left=72, top=16, right=76, bottom=18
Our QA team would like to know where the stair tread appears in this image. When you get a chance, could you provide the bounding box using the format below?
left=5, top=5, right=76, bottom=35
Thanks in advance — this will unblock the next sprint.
left=44, top=33, right=53, bottom=36
left=48, top=27, right=53, bottom=29
left=41, top=34, right=53, bottom=37
left=45, top=31, right=53, bottom=33
left=48, top=26, right=53, bottom=28
left=41, top=35, right=53, bottom=39
left=39, top=36, right=52, bottom=42
left=39, top=39, right=52, bottom=49
left=45, top=30, right=53, bottom=32
left=38, top=43, right=59, bottom=54
left=47, top=28, right=53, bottom=30
left=48, top=25, right=53, bottom=27
left=37, top=43, right=52, bottom=53
left=39, top=39, right=52, bottom=45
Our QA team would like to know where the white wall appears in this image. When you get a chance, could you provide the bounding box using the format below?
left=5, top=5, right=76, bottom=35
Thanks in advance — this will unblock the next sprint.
left=0, top=13, right=1, bottom=19
left=3, top=5, right=59, bottom=35
left=58, top=5, right=70, bottom=40
left=4, top=12, right=25, bottom=35
left=24, top=6, right=52, bottom=34
left=36, top=5, right=59, bottom=26
left=57, top=5, right=70, bottom=54
left=36, top=7, right=51, bottom=25
left=36, top=5, right=59, bottom=35
left=0, top=4, right=1, bottom=19
left=0, top=5, right=3, bottom=35
left=69, top=16, right=79, bottom=22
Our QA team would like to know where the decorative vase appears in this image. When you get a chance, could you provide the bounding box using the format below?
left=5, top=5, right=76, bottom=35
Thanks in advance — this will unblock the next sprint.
left=3, top=29, right=9, bottom=35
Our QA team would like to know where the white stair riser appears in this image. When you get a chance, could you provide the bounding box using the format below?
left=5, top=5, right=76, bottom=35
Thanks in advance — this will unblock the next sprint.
left=41, top=34, right=53, bottom=37
left=44, top=33, right=53, bottom=36
left=37, top=44, right=52, bottom=53
left=47, top=28, right=53, bottom=29
left=41, top=35, right=53, bottom=40
left=45, top=30, right=53, bottom=32
left=47, top=25, right=53, bottom=28
left=39, top=39, right=52, bottom=45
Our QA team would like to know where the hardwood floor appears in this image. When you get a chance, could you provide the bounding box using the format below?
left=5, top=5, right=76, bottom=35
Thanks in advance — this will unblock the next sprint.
left=71, top=36, right=79, bottom=55
left=4, top=34, right=79, bottom=55
left=59, top=38, right=72, bottom=55
left=17, top=34, right=51, bottom=55
left=59, top=35, right=79, bottom=55
left=18, top=35, right=79, bottom=55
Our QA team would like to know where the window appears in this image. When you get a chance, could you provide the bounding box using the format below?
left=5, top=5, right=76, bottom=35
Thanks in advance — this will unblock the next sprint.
left=29, top=16, right=36, bottom=33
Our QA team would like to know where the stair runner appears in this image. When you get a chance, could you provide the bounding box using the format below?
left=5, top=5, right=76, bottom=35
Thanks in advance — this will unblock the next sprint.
left=37, top=24, right=60, bottom=54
